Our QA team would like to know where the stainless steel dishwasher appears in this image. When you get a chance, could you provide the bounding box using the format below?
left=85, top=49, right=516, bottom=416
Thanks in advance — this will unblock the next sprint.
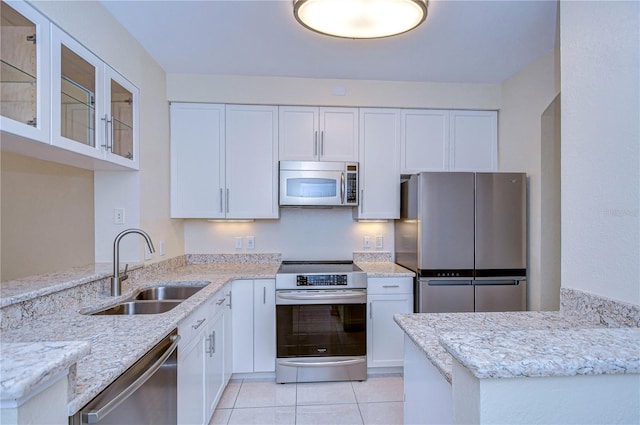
left=70, top=330, right=180, bottom=425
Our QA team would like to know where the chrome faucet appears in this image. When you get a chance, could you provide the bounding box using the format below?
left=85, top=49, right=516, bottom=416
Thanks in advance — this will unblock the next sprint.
left=111, top=228, right=155, bottom=296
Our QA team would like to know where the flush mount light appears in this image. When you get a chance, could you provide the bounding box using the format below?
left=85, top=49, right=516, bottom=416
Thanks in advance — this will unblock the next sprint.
left=293, top=0, right=428, bottom=39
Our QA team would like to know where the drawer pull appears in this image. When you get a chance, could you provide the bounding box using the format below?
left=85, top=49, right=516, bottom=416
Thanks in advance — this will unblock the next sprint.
left=383, top=285, right=400, bottom=288
left=192, top=318, right=206, bottom=330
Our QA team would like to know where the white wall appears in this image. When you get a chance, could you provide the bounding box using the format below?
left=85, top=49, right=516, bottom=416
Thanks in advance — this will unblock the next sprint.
left=560, top=1, right=640, bottom=305
left=30, top=0, right=183, bottom=264
left=185, top=208, right=393, bottom=260
left=499, top=49, right=561, bottom=311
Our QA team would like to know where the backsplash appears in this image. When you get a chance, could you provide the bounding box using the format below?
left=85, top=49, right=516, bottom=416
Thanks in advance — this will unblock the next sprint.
left=353, top=251, right=393, bottom=263
left=560, top=288, right=640, bottom=327
left=186, top=253, right=282, bottom=265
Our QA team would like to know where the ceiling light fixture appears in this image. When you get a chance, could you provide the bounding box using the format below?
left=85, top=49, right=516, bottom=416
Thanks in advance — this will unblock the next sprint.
left=293, top=0, right=428, bottom=39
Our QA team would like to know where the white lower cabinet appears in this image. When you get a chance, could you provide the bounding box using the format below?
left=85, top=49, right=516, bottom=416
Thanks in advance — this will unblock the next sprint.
left=177, top=288, right=231, bottom=425
left=231, top=279, right=276, bottom=373
left=367, top=277, right=413, bottom=368
left=203, top=306, right=225, bottom=421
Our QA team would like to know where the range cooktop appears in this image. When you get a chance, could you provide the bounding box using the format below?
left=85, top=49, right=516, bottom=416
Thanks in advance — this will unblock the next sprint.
left=277, top=261, right=363, bottom=274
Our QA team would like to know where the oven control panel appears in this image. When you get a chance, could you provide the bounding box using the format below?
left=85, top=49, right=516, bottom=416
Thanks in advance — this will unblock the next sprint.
left=296, top=274, right=348, bottom=286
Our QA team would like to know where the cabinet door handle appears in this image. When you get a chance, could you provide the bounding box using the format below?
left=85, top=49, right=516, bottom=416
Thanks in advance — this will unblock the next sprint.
left=314, top=131, right=318, bottom=156
left=369, top=302, right=373, bottom=319
left=219, top=188, right=223, bottom=213
left=226, top=188, right=230, bottom=213
left=383, top=285, right=400, bottom=288
left=263, top=286, right=266, bottom=304
left=192, top=318, right=206, bottom=330
left=101, top=114, right=112, bottom=151
left=320, top=130, right=324, bottom=156
left=216, top=298, right=225, bottom=306
left=226, top=291, right=232, bottom=309
left=211, top=331, right=216, bottom=356
left=360, top=189, right=364, bottom=213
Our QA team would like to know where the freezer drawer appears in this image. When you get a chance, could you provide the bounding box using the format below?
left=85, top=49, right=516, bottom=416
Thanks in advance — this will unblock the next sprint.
left=474, top=279, right=527, bottom=312
left=418, top=278, right=474, bottom=313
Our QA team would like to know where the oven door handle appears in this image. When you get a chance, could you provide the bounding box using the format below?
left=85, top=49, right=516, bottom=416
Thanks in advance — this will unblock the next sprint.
left=278, top=358, right=366, bottom=368
left=276, top=292, right=364, bottom=301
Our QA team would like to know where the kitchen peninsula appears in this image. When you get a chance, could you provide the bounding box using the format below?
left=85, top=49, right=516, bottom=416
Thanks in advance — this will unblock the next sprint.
left=395, top=292, right=640, bottom=425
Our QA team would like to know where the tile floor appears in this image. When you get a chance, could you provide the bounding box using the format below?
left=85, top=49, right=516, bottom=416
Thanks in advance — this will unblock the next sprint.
left=209, top=375, right=403, bottom=425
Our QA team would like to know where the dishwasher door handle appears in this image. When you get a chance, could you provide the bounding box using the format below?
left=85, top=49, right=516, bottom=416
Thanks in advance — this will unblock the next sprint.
left=82, top=334, right=181, bottom=424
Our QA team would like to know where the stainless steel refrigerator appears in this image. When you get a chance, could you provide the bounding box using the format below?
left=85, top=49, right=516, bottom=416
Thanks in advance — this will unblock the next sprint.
left=395, top=172, right=527, bottom=313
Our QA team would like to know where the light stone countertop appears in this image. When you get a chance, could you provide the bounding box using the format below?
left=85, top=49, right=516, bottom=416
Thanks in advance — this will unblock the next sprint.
left=394, top=311, right=605, bottom=383
left=355, top=262, right=415, bottom=277
left=0, top=341, right=91, bottom=403
left=0, top=263, right=279, bottom=415
left=438, top=327, right=640, bottom=379
left=0, top=260, right=411, bottom=416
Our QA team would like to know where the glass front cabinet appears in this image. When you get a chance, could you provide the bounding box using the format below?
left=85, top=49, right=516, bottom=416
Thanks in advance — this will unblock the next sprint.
left=51, top=26, right=139, bottom=169
left=0, top=0, right=50, bottom=144
left=1, top=0, right=139, bottom=170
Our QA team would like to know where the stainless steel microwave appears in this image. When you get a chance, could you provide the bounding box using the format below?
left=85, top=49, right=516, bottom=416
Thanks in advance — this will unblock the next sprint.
left=279, top=161, right=359, bottom=207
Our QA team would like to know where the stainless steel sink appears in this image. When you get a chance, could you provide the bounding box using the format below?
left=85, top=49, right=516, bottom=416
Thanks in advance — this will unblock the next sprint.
left=133, top=285, right=205, bottom=301
left=90, top=300, right=181, bottom=315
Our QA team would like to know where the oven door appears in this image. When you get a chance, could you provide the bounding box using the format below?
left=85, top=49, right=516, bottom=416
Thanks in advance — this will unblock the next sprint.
left=275, top=289, right=367, bottom=383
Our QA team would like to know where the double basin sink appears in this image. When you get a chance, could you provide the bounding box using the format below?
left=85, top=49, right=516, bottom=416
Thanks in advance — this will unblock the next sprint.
left=90, top=285, right=205, bottom=316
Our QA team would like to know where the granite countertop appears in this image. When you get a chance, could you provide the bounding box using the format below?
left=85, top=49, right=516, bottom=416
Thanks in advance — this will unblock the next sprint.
left=0, top=341, right=91, bottom=403
left=356, top=262, right=415, bottom=277
left=394, top=311, right=605, bottom=383
left=0, top=262, right=279, bottom=415
left=439, top=327, right=640, bottom=379
left=0, top=259, right=411, bottom=415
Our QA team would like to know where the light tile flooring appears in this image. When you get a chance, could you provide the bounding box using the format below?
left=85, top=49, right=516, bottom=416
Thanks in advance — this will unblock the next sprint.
left=209, top=375, right=403, bottom=425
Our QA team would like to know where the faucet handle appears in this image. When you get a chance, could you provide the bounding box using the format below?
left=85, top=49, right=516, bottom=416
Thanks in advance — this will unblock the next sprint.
left=121, top=263, right=129, bottom=281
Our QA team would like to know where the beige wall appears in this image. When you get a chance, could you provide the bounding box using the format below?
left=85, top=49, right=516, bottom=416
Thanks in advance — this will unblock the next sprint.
left=560, top=1, right=639, bottom=305
left=1, top=152, right=94, bottom=280
left=498, top=49, right=561, bottom=311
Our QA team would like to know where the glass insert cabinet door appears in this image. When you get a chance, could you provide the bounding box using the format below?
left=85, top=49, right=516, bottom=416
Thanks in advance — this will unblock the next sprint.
left=0, top=0, right=50, bottom=143
left=51, top=26, right=104, bottom=160
left=106, top=68, right=138, bottom=163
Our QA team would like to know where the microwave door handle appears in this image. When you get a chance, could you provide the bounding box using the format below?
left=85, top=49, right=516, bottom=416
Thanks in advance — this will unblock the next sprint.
left=340, top=172, right=345, bottom=204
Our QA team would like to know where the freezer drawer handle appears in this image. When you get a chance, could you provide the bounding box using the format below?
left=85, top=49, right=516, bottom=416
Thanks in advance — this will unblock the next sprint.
left=474, top=280, right=521, bottom=286
left=427, top=281, right=473, bottom=286
left=82, top=334, right=180, bottom=424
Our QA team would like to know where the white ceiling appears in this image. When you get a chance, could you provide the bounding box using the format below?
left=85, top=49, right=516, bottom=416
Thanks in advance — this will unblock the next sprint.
left=100, top=0, right=557, bottom=84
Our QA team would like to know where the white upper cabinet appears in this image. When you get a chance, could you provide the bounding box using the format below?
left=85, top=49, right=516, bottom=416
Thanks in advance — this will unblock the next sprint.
left=279, top=106, right=358, bottom=162
left=355, top=108, right=401, bottom=219
left=170, top=102, right=225, bottom=218
left=401, top=109, right=497, bottom=174
left=0, top=0, right=51, bottom=144
left=401, top=109, right=449, bottom=174
left=225, top=104, right=279, bottom=219
left=51, top=26, right=139, bottom=169
left=170, top=103, right=279, bottom=219
left=449, top=110, right=497, bottom=171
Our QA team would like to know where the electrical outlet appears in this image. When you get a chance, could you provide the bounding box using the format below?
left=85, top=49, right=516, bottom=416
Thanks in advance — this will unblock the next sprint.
left=363, top=236, right=371, bottom=249
left=235, top=237, right=243, bottom=250
left=375, top=235, right=384, bottom=249
left=113, top=208, right=125, bottom=224
left=246, top=236, right=255, bottom=250
left=159, top=241, right=165, bottom=256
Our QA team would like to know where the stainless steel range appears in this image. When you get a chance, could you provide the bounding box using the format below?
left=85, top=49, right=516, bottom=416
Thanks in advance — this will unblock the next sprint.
left=275, top=261, right=367, bottom=383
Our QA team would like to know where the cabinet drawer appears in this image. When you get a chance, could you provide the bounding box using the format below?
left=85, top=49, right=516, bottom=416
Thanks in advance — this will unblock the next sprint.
left=367, top=277, right=413, bottom=295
